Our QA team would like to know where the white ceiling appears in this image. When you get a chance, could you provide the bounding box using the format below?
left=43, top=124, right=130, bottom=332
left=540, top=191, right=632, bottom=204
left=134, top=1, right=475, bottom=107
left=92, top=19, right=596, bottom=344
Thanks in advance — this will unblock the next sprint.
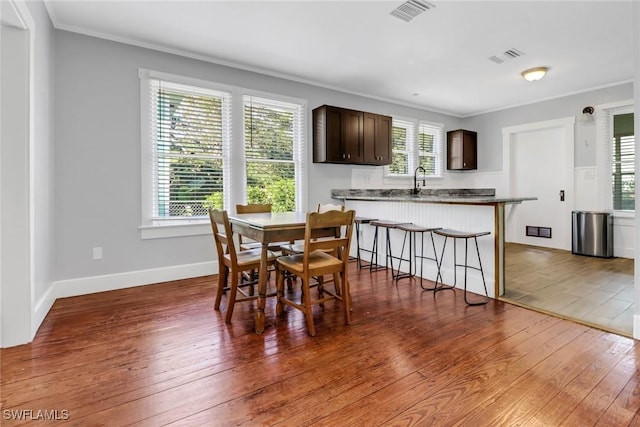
left=44, top=0, right=634, bottom=117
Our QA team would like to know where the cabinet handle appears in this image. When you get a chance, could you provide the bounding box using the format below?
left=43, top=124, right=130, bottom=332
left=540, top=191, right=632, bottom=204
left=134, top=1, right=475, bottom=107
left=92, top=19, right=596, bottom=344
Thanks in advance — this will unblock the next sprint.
left=342, top=154, right=346, bottom=159
left=347, top=154, right=351, bottom=159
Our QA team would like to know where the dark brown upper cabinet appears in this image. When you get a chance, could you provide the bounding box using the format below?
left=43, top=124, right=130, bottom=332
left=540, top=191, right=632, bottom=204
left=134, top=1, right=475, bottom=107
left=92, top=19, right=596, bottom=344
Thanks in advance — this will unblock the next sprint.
left=313, top=105, right=392, bottom=166
left=447, top=129, right=477, bottom=170
left=363, top=113, right=392, bottom=165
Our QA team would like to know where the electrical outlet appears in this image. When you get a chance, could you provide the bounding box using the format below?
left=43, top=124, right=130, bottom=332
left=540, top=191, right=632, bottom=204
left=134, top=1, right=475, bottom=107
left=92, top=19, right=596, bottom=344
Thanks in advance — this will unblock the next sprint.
left=92, top=247, right=103, bottom=260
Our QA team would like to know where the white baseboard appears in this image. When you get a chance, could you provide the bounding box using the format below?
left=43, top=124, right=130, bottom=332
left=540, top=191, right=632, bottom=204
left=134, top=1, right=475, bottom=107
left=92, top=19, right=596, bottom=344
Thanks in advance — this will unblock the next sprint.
left=53, top=261, right=218, bottom=299
left=7, top=262, right=219, bottom=348
left=33, top=286, right=56, bottom=338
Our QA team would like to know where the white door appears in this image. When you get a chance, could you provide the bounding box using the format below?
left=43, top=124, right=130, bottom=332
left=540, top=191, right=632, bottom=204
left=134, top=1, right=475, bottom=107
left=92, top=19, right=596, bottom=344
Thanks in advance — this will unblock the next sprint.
left=503, top=117, right=575, bottom=251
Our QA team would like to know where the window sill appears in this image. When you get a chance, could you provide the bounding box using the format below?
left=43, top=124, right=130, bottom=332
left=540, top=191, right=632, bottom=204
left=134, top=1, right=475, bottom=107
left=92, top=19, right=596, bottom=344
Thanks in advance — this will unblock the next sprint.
left=139, top=221, right=211, bottom=240
left=612, top=210, right=635, bottom=219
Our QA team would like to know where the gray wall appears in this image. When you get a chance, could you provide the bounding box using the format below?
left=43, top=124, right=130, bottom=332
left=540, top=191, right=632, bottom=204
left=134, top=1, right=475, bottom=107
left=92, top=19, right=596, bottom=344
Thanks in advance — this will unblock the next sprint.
left=463, top=82, right=633, bottom=171
left=53, top=31, right=462, bottom=282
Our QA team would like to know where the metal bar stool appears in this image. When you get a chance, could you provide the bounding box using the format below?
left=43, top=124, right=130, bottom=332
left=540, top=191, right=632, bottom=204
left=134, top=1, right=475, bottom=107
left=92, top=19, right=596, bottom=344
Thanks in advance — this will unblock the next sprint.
left=393, top=223, right=442, bottom=286
left=432, top=228, right=490, bottom=306
left=353, top=216, right=378, bottom=269
left=368, top=220, right=410, bottom=272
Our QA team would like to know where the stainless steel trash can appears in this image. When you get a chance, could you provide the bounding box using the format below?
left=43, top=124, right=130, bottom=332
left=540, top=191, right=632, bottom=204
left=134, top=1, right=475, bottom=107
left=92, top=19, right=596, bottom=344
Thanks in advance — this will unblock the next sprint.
left=571, top=211, right=613, bottom=258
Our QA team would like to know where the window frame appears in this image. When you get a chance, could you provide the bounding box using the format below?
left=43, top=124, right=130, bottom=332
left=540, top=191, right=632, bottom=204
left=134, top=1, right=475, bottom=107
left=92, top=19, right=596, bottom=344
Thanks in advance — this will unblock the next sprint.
left=385, top=117, right=444, bottom=179
left=139, top=69, right=307, bottom=239
left=611, top=107, right=635, bottom=212
left=241, top=91, right=306, bottom=213
left=596, top=100, right=635, bottom=216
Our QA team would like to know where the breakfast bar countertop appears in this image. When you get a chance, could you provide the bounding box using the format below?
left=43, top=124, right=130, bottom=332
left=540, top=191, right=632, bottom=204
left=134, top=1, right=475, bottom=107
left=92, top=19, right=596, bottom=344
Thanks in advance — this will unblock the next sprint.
left=331, top=188, right=537, bottom=205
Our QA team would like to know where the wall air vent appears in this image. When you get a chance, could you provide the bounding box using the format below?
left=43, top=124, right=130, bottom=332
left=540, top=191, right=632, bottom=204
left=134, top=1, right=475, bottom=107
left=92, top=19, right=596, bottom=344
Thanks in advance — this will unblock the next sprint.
left=390, top=0, right=435, bottom=23
left=488, top=48, right=525, bottom=64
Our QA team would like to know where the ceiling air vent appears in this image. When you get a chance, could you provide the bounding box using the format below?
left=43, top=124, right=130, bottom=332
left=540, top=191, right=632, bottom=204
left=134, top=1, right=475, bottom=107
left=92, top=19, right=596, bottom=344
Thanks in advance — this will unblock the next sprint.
left=390, top=0, right=436, bottom=23
left=489, top=48, right=525, bottom=64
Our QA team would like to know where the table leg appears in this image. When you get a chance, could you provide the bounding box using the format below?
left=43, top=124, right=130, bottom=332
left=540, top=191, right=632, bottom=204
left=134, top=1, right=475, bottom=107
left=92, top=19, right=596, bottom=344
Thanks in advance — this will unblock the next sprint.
left=255, top=241, right=269, bottom=334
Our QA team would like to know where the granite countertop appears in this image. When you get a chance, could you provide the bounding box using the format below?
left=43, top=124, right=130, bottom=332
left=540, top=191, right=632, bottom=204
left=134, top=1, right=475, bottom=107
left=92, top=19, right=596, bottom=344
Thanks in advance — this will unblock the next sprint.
left=331, top=189, right=537, bottom=205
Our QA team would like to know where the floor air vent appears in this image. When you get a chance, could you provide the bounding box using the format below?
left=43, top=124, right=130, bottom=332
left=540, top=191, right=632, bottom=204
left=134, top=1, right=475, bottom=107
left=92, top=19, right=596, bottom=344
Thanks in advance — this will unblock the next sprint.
left=526, top=226, right=552, bottom=238
left=390, top=0, right=435, bottom=22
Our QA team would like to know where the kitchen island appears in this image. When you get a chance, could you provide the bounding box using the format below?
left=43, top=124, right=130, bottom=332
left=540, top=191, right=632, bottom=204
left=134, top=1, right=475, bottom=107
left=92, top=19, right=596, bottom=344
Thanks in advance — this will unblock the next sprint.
left=331, top=188, right=537, bottom=299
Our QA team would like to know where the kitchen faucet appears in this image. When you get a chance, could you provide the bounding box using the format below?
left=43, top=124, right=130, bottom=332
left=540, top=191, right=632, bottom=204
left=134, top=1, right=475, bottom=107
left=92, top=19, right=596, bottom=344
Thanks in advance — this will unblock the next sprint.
left=413, top=166, right=426, bottom=194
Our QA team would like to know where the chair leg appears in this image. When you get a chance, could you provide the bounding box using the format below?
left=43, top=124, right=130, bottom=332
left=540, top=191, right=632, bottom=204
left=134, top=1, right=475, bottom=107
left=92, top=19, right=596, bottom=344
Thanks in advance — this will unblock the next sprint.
left=341, top=273, right=352, bottom=324
left=432, top=236, right=455, bottom=294
left=214, top=266, right=228, bottom=310
left=224, top=271, right=239, bottom=323
left=317, top=275, right=325, bottom=308
left=464, top=237, right=489, bottom=306
left=276, top=267, right=285, bottom=316
left=301, top=278, right=316, bottom=336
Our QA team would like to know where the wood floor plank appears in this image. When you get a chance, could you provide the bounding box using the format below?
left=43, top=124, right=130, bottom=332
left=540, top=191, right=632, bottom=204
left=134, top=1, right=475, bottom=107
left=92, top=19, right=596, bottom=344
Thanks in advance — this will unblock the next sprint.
left=562, top=349, right=640, bottom=426
left=1, top=264, right=638, bottom=426
left=453, top=329, right=630, bottom=426
left=523, top=335, right=635, bottom=426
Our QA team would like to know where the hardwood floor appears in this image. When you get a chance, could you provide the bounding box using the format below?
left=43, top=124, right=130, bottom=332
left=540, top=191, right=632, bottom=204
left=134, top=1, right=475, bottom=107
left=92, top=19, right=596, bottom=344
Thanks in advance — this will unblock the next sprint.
left=503, top=243, right=635, bottom=337
left=2, top=265, right=639, bottom=425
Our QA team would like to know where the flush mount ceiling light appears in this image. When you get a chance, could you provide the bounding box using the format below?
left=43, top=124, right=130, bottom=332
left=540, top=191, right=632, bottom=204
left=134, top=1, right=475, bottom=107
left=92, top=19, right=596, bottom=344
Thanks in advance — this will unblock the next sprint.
left=521, top=67, right=548, bottom=82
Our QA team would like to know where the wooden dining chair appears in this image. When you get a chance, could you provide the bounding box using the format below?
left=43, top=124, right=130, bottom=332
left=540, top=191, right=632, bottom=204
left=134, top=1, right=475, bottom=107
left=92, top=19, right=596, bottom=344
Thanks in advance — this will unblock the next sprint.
left=209, top=208, right=278, bottom=323
left=280, top=203, right=346, bottom=254
left=275, top=209, right=355, bottom=336
left=279, top=203, right=347, bottom=291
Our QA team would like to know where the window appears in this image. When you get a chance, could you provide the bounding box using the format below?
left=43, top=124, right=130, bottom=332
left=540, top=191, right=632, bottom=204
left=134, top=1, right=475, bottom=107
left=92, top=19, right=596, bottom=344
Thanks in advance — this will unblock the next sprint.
left=387, top=119, right=443, bottom=177
left=595, top=101, right=634, bottom=213
left=140, top=70, right=306, bottom=238
left=148, top=78, right=230, bottom=219
left=417, top=122, right=443, bottom=176
left=612, top=112, right=635, bottom=210
left=243, top=95, right=304, bottom=212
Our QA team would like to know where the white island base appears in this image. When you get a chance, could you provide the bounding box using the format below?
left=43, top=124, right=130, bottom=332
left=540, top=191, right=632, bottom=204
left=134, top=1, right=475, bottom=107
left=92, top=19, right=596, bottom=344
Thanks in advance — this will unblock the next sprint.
left=345, top=200, right=501, bottom=299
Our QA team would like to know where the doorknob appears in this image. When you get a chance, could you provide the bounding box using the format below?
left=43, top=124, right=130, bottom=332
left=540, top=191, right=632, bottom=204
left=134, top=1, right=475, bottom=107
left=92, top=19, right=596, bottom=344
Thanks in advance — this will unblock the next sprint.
left=559, top=190, right=565, bottom=202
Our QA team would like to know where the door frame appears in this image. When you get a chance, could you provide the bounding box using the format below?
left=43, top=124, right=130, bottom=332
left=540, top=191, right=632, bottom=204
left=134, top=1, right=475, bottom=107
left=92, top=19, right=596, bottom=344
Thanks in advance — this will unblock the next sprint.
left=1, top=0, right=35, bottom=347
left=502, top=117, right=575, bottom=250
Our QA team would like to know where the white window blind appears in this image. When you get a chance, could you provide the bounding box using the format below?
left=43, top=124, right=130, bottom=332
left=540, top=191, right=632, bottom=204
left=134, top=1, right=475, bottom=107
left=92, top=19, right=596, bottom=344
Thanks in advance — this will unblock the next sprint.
left=612, top=113, right=635, bottom=210
left=595, top=102, right=634, bottom=212
left=389, top=119, right=415, bottom=175
left=417, top=122, right=444, bottom=176
left=243, top=95, right=305, bottom=212
left=149, top=79, right=231, bottom=219
left=388, top=119, right=443, bottom=177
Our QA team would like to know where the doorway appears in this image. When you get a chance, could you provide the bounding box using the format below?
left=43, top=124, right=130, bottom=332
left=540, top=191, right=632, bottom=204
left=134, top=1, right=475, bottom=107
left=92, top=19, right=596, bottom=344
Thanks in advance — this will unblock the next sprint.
left=502, top=117, right=575, bottom=250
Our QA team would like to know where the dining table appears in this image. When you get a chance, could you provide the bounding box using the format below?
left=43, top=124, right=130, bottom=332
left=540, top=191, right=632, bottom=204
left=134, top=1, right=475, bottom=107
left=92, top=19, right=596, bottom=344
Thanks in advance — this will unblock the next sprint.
left=227, top=211, right=336, bottom=334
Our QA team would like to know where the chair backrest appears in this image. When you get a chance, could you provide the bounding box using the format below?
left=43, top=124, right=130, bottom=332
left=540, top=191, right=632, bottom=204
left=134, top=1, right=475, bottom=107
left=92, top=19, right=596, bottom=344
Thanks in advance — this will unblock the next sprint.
left=236, top=204, right=272, bottom=214
left=303, top=209, right=355, bottom=269
left=316, top=203, right=345, bottom=213
left=208, top=209, right=239, bottom=265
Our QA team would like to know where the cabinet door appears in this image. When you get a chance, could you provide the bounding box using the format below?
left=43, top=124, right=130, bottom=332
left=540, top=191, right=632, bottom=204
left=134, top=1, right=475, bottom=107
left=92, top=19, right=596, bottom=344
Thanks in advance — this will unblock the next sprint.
left=324, top=107, right=344, bottom=162
left=340, top=109, right=363, bottom=163
left=447, top=130, right=477, bottom=170
left=363, top=113, right=392, bottom=165
left=461, top=132, right=477, bottom=169
left=375, top=115, right=392, bottom=165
